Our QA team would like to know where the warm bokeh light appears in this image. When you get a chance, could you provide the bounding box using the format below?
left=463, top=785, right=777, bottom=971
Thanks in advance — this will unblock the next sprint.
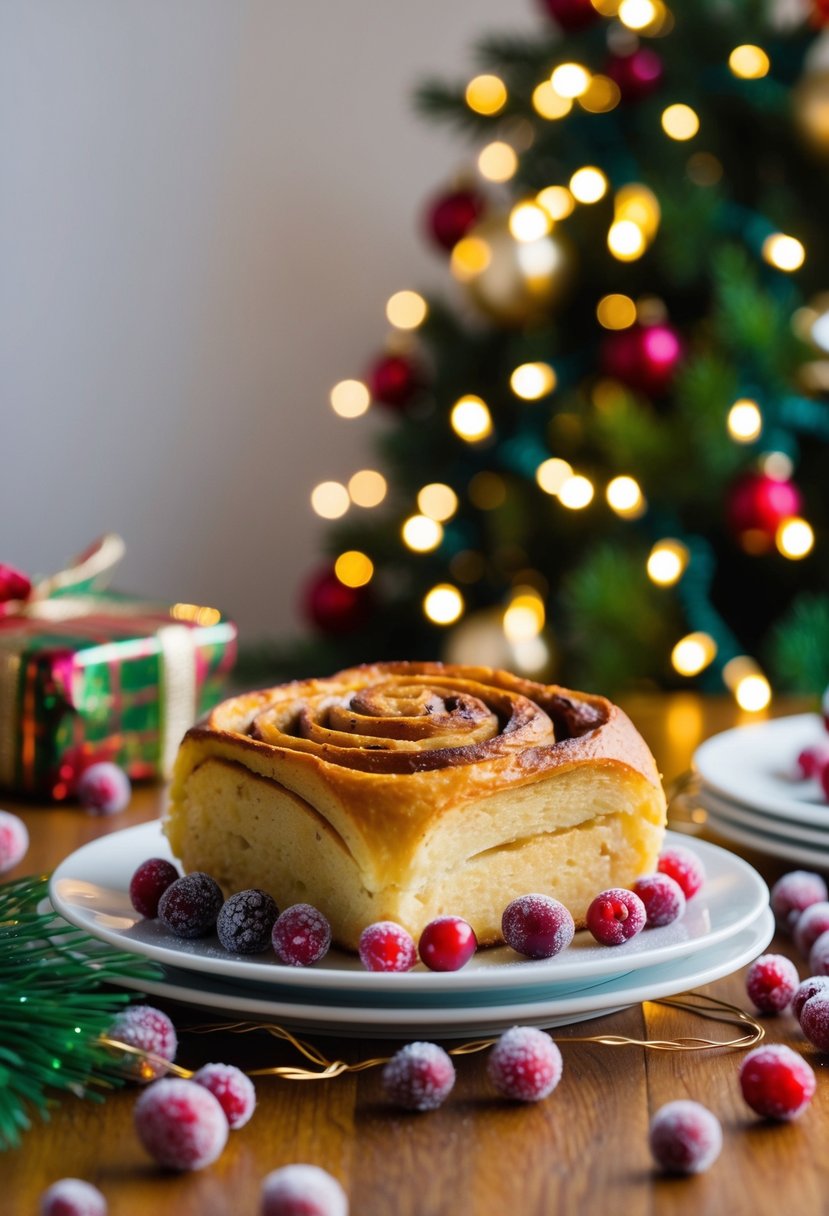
left=618, top=0, right=658, bottom=30
left=423, top=583, right=464, bottom=625
left=330, top=379, right=370, bottom=419
left=550, top=63, right=591, bottom=99
left=532, top=81, right=572, bottom=120
left=596, top=293, right=637, bottom=330
left=171, top=603, right=222, bottom=626
left=311, top=481, right=349, bottom=519
left=661, top=104, right=700, bottom=141
left=468, top=471, right=507, bottom=510
left=536, top=185, right=575, bottom=220
left=647, top=539, right=689, bottom=586
left=451, top=395, right=493, bottom=442
left=671, top=632, right=717, bottom=677
left=614, top=184, right=660, bottom=240
left=465, top=74, right=508, bottom=116
left=450, top=235, right=492, bottom=281
left=503, top=590, right=546, bottom=642
left=760, top=451, right=794, bottom=481
left=607, top=220, right=646, bottom=261
left=727, top=399, right=763, bottom=443
left=509, top=202, right=551, bottom=242
left=348, top=469, right=388, bottom=508
left=536, top=457, right=573, bottom=496
left=386, top=290, right=427, bottom=329
left=510, top=362, right=557, bottom=400
left=334, top=550, right=374, bottom=588
left=729, top=44, right=770, bottom=80
left=762, top=233, right=806, bottom=272
left=776, top=516, right=815, bottom=559
left=606, top=475, right=645, bottom=518
left=735, top=673, right=772, bottom=712
left=402, top=514, right=444, bottom=553
left=478, top=141, right=518, bottom=183
left=418, top=482, right=459, bottom=522
left=558, top=474, right=595, bottom=509
left=579, top=74, right=621, bottom=114
left=569, top=166, right=608, bottom=204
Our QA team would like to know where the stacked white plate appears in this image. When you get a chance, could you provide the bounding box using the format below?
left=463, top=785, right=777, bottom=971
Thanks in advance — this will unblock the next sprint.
left=693, top=712, right=829, bottom=869
left=50, top=821, right=773, bottom=1039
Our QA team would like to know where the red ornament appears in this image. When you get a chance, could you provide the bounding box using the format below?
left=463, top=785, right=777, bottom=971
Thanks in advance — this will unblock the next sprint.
left=0, top=563, right=32, bottom=604
left=812, top=0, right=829, bottom=26
left=726, top=471, right=803, bottom=547
left=605, top=48, right=664, bottom=102
left=600, top=323, right=683, bottom=396
left=367, top=352, right=423, bottom=409
left=303, top=567, right=371, bottom=635
left=424, top=187, right=485, bottom=252
left=537, top=0, right=600, bottom=30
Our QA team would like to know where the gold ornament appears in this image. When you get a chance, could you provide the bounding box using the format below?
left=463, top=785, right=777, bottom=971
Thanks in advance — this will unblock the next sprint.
left=794, top=68, right=829, bottom=156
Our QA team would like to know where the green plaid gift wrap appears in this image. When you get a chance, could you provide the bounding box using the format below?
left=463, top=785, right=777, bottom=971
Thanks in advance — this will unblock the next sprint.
left=0, top=537, right=237, bottom=800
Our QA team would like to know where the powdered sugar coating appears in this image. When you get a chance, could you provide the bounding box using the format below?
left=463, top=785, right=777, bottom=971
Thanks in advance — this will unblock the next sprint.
left=261, top=1164, right=348, bottom=1216
left=77, top=763, right=131, bottom=815
left=358, top=921, right=418, bottom=972
left=501, top=894, right=575, bottom=959
left=134, top=1078, right=228, bottom=1170
left=487, top=1026, right=563, bottom=1102
left=218, top=889, right=279, bottom=954
left=585, top=888, right=646, bottom=946
left=800, top=993, right=829, bottom=1050
left=793, top=976, right=829, bottom=1021
left=158, top=872, right=224, bottom=939
left=648, top=1100, right=722, bottom=1174
left=39, top=1178, right=107, bottom=1216
left=739, top=1044, right=816, bottom=1120
left=108, top=1005, right=177, bottom=1081
left=193, top=1063, right=257, bottom=1129
left=793, top=901, right=829, bottom=958
left=129, top=858, right=179, bottom=919
left=809, top=928, right=829, bottom=976
left=272, top=903, right=332, bottom=967
left=745, top=953, right=800, bottom=1013
left=632, top=873, right=686, bottom=928
left=382, top=1041, right=456, bottom=1111
left=0, top=809, right=28, bottom=874
left=657, top=846, right=705, bottom=899
left=770, top=871, right=828, bottom=933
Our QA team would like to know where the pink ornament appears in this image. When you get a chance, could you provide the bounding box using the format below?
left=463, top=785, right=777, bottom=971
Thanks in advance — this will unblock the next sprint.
left=366, top=352, right=424, bottom=409
left=537, top=0, right=600, bottom=30
left=605, top=48, right=664, bottom=102
left=0, top=810, right=29, bottom=874
left=601, top=323, right=683, bottom=397
left=302, top=567, right=371, bottom=636
left=726, top=471, right=803, bottom=546
left=134, top=1078, right=228, bottom=1170
left=487, top=1026, right=563, bottom=1102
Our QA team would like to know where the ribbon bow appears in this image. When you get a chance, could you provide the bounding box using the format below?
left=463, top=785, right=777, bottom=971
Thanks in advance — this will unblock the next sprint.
left=0, top=535, right=126, bottom=620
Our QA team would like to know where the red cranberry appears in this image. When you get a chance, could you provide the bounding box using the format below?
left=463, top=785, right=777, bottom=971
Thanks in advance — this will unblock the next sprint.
left=487, top=1026, right=563, bottom=1101
left=648, top=1100, right=722, bottom=1174
left=129, top=858, right=180, bottom=919
left=585, top=888, right=646, bottom=946
left=797, top=745, right=829, bottom=779
left=108, top=1004, right=177, bottom=1082
left=808, top=928, right=829, bottom=975
left=657, top=845, right=705, bottom=899
left=820, top=765, right=829, bottom=803
left=739, top=1044, right=816, bottom=1120
left=418, top=916, right=477, bottom=972
left=793, top=901, right=829, bottom=958
left=134, top=1078, right=228, bottom=1170
left=770, top=870, right=828, bottom=933
left=77, top=762, right=131, bottom=815
left=632, top=873, right=686, bottom=928
left=745, top=953, right=800, bottom=1013
left=272, top=903, right=331, bottom=967
left=38, top=1178, right=107, bottom=1216
left=793, top=976, right=829, bottom=1021
left=501, top=894, right=575, bottom=959
left=0, top=810, right=28, bottom=874
left=358, top=921, right=417, bottom=972
left=799, top=993, right=829, bottom=1050
left=261, top=1164, right=348, bottom=1216
left=157, top=872, right=224, bottom=939
left=217, top=889, right=279, bottom=954
left=382, top=1042, right=455, bottom=1111
left=193, top=1063, right=256, bottom=1129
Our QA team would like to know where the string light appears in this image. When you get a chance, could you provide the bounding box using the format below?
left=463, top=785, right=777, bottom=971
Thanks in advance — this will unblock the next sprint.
left=478, top=141, right=518, bottom=182
left=671, top=632, right=717, bottom=677
left=402, top=514, right=443, bottom=553
left=330, top=379, right=370, bottom=419
left=776, top=517, right=814, bottom=559
left=661, top=104, right=700, bottom=141
left=597, top=293, right=637, bottom=330
left=558, top=474, right=595, bottom=509
left=423, top=583, right=464, bottom=625
left=334, top=551, right=374, bottom=588
left=618, top=0, right=658, bottom=30
left=762, top=234, right=806, bottom=272
left=450, top=236, right=491, bottom=281
left=418, top=483, right=458, bottom=522
left=608, top=220, right=647, bottom=261
left=761, top=451, right=794, bottom=481
left=509, top=202, right=551, bottom=242
left=579, top=75, right=621, bottom=114
left=536, top=186, right=575, bottom=220
left=465, top=74, right=507, bottom=116
left=606, top=475, right=646, bottom=518
left=451, top=395, right=493, bottom=442
left=727, top=399, right=763, bottom=443
left=647, top=539, right=689, bottom=586
left=311, top=481, right=349, bottom=520
left=536, top=458, right=574, bottom=496
left=550, top=63, right=591, bottom=99
left=348, top=469, right=387, bottom=508
left=614, top=184, right=660, bottom=240
left=386, top=291, right=427, bottom=329
left=569, top=167, right=608, bottom=204
left=510, top=362, right=557, bottom=400
left=532, top=82, right=572, bottom=120
left=728, top=45, right=770, bottom=80
left=723, top=657, right=772, bottom=712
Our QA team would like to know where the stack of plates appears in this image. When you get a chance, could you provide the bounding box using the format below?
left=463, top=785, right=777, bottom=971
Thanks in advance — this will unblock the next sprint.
left=50, top=821, right=772, bottom=1039
left=693, top=712, right=829, bottom=869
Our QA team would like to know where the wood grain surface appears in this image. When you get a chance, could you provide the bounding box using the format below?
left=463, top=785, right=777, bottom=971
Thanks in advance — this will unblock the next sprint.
left=4, top=694, right=828, bottom=1216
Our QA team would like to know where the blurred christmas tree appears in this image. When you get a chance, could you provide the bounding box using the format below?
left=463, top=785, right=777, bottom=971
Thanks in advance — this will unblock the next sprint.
left=289, top=0, right=829, bottom=701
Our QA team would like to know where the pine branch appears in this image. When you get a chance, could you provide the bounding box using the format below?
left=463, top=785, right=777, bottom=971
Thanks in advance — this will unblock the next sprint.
left=766, top=594, right=829, bottom=695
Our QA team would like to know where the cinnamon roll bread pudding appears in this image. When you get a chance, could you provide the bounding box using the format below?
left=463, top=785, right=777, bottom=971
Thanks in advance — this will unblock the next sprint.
left=165, top=663, right=666, bottom=951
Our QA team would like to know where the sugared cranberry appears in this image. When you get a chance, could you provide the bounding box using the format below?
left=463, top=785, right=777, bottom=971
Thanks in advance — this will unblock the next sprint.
left=820, top=765, right=829, bottom=803
left=808, top=929, right=829, bottom=976
left=797, top=745, right=829, bottom=779
left=487, top=1026, right=563, bottom=1102
left=739, top=1044, right=816, bottom=1120
left=77, top=762, right=131, bottom=815
left=261, top=1164, right=349, bottom=1216
left=134, top=1078, right=228, bottom=1170
left=382, top=1042, right=456, bottom=1111
left=648, top=1100, right=722, bottom=1174
left=501, top=894, right=575, bottom=960
left=0, top=809, right=28, bottom=874
left=745, top=953, right=800, bottom=1014
left=585, top=888, right=646, bottom=946
left=793, top=976, right=829, bottom=1021
left=193, top=1063, right=256, bottom=1129
left=129, top=858, right=179, bottom=919
left=632, top=873, right=686, bottom=928
left=793, top=901, right=829, bottom=958
left=108, top=1004, right=177, bottom=1081
left=770, top=870, right=828, bottom=934
left=272, top=903, right=331, bottom=967
left=799, top=993, right=829, bottom=1050
left=358, top=921, right=417, bottom=972
left=39, top=1178, right=107, bottom=1216
left=157, top=872, right=223, bottom=939
left=657, top=845, right=705, bottom=899
left=217, top=889, right=279, bottom=954
left=418, top=916, right=477, bottom=972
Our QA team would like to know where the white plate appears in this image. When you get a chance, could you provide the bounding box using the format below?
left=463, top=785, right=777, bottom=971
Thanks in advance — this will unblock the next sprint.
left=49, top=822, right=768, bottom=999
left=699, top=787, right=829, bottom=847
left=85, top=906, right=775, bottom=1038
left=694, top=713, right=829, bottom=824
left=699, top=809, right=829, bottom=870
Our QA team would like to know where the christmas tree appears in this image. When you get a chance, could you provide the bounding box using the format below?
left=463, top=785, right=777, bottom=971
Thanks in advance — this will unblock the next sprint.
left=292, top=0, right=829, bottom=702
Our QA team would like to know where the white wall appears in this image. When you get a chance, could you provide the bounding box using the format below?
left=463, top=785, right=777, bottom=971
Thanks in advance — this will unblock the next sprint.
left=0, top=0, right=535, bottom=638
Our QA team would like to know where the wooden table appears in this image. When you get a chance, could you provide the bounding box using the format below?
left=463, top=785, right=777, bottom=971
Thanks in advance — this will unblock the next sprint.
left=4, top=695, right=828, bottom=1215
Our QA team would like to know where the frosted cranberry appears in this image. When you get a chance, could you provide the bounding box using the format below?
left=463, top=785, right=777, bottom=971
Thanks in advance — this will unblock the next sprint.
left=820, top=765, right=829, bottom=802
left=358, top=921, right=417, bottom=972
left=129, top=858, right=179, bottom=918
left=657, top=845, right=705, bottom=899
left=418, top=916, right=477, bottom=971
left=793, top=976, right=829, bottom=1021
left=487, top=1026, right=563, bottom=1102
left=793, top=901, right=829, bottom=958
left=632, top=873, right=686, bottom=928
left=799, top=993, right=829, bottom=1051
left=261, top=1164, right=349, bottom=1216
left=808, top=929, right=829, bottom=975
left=739, top=1044, right=816, bottom=1120
left=0, top=809, right=28, bottom=874
left=272, top=903, right=332, bottom=966
left=134, top=1078, right=228, bottom=1170
left=157, top=872, right=223, bottom=938
left=501, top=894, right=575, bottom=959
left=770, top=871, right=828, bottom=933
left=745, top=953, right=800, bottom=1013
left=193, top=1062, right=256, bottom=1129
left=39, top=1178, right=107, bottom=1216
left=77, top=762, right=131, bottom=815
left=217, top=889, right=279, bottom=954
left=797, top=745, right=829, bottom=779
left=108, top=1004, right=177, bottom=1081
left=648, top=1100, right=722, bottom=1174
left=382, top=1042, right=456, bottom=1111
left=585, top=888, right=646, bottom=946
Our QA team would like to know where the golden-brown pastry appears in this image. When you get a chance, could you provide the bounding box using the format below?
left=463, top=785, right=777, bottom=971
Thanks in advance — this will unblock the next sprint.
left=165, top=662, right=666, bottom=951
